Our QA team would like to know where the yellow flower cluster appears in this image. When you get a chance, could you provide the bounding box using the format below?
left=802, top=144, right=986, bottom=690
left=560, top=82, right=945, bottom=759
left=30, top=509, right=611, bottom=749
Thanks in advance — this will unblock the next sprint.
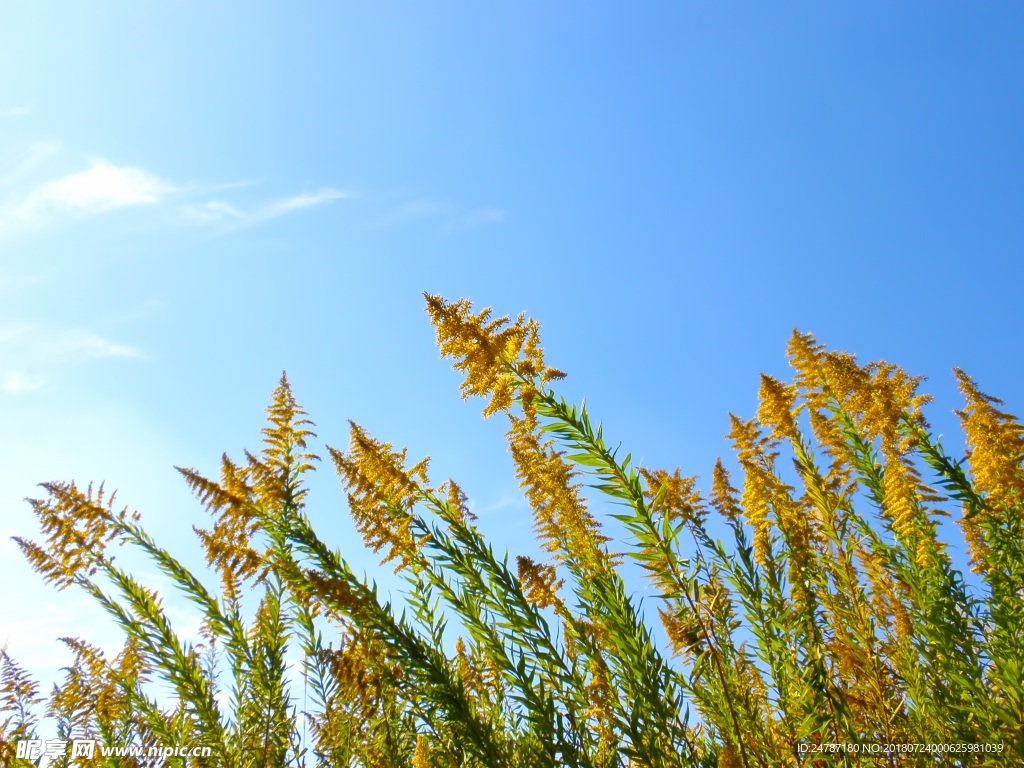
left=411, top=735, right=432, bottom=768
left=787, top=332, right=859, bottom=490
left=584, top=653, right=616, bottom=755
left=184, top=456, right=266, bottom=602
left=856, top=546, right=913, bottom=644
left=731, top=647, right=770, bottom=725
left=515, top=555, right=565, bottom=611
left=330, top=423, right=429, bottom=572
left=638, top=466, right=708, bottom=593
left=453, top=636, right=498, bottom=708
left=728, top=414, right=819, bottom=585
left=49, top=638, right=147, bottom=742
left=257, top=372, right=319, bottom=507
left=795, top=332, right=929, bottom=458
left=639, top=467, right=706, bottom=527
left=17, top=482, right=130, bottom=590
left=507, top=412, right=611, bottom=577
left=725, top=417, right=775, bottom=568
left=716, top=743, right=743, bottom=768
left=425, top=293, right=564, bottom=418
left=729, top=417, right=817, bottom=570
left=185, top=377, right=319, bottom=599
left=789, top=330, right=932, bottom=468
left=440, top=479, right=476, bottom=525
left=788, top=330, right=944, bottom=568
left=321, top=629, right=400, bottom=716
left=709, top=459, right=742, bottom=523
left=955, top=369, right=1024, bottom=512
left=756, top=374, right=799, bottom=444
left=954, top=369, right=1024, bottom=570
left=453, top=637, right=478, bottom=693
left=659, top=606, right=702, bottom=660
left=302, top=570, right=367, bottom=623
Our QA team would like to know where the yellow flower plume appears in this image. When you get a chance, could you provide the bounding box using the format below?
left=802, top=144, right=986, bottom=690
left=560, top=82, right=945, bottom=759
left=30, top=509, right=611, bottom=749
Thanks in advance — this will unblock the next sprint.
left=17, top=482, right=132, bottom=590
left=515, top=555, right=565, bottom=611
left=425, top=293, right=564, bottom=418
left=507, top=410, right=611, bottom=576
left=955, top=368, right=1024, bottom=570
left=330, top=422, right=429, bottom=572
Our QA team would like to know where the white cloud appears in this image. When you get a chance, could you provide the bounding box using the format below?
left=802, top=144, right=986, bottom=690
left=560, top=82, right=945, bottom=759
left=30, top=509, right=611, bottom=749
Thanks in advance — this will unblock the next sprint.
left=0, top=324, right=146, bottom=361
left=14, top=160, right=172, bottom=221
left=181, top=188, right=352, bottom=229
left=0, top=101, right=32, bottom=118
left=260, top=187, right=351, bottom=218
left=182, top=199, right=246, bottom=223
left=58, top=329, right=144, bottom=359
left=0, top=147, right=347, bottom=236
left=0, top=325, right=144, bottom=396
left=2, top=371, right=47, bottom=393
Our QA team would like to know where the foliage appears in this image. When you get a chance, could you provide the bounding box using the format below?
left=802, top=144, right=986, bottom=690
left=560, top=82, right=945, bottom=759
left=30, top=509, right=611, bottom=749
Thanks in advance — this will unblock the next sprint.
left=4, top=294, right=1024, bottom=767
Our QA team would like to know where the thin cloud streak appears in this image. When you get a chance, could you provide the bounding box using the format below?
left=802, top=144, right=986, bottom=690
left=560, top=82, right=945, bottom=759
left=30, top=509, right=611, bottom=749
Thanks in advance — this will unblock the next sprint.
left=0, top=324, right=145, bottom=396
left=184, top=187, right=352, bottom=228
left=0, top=324, right=146, bottom=361
left=0, top=141, right=61, bottom=190
left=0, top=101, right=33, bottom=118
left=2, top=371, right=47, bottom=393
left=261, top=187, right=352, bottom=217
left=182, top=200, right=246, bottom=223
left=59, top=329, right=145, bottom=360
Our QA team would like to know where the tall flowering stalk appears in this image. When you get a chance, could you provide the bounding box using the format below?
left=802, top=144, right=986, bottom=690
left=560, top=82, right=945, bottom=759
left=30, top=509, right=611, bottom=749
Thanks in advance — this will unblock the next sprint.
left=2, top=296, right=1022, bottom=767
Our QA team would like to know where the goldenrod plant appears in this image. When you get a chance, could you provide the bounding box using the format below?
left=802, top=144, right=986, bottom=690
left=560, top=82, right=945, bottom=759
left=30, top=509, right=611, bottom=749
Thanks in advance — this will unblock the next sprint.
left=3, top=294, right=1022, bottom=766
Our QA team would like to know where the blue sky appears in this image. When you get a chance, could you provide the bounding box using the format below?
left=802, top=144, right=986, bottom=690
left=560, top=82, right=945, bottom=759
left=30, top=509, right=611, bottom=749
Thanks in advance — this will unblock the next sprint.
left=2, top=3, right=1023, bottom=704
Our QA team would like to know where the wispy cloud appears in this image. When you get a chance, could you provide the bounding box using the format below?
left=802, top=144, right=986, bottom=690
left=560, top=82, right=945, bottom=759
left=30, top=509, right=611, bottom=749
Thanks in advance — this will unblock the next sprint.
left=261, top=187, right=352, bottom=218
left=57, top=329, right=144, bottom=359
left=0, top=141, right=61, bottom=190
left=182, top=199, right=246, bottom=223
left=0, top=145, right=350, bottom=236
left=2, top=371, right=46, bottom=393
left=183, top=187, right=352, bottom=228
left=0, top=324, right=144, bottom=396
left=13, top=160, right=172, bottom=221
left=0, top=101, right=33, bottom=119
